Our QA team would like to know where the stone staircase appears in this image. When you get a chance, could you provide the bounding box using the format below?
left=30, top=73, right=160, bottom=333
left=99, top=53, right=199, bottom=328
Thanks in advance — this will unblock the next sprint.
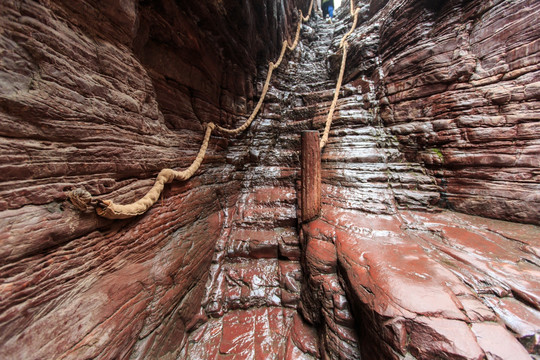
left=179, top=8, right=442, bottom=359
left=179, top=13, right=339, bottom=360
left=276, top=12, right=440, bottom=216
left=177, top=6, right=540, bottom=359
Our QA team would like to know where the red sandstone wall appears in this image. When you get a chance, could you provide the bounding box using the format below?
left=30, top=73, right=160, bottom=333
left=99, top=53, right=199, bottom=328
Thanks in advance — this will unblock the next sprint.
left=345, top=0, right=540, bottom=225
left=1, top=0, right=538, bottom=358
left=0, top=0, right=307, bottom=358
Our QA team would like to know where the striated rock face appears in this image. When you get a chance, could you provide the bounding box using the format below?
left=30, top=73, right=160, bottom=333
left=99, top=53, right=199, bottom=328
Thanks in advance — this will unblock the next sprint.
left=178, top=4, right=539, bottom=357
left=1, top=0, right=539, bottom=359
left=0, top=0, right=307, bottom=358
left=342, top=0, right=540, bottom=225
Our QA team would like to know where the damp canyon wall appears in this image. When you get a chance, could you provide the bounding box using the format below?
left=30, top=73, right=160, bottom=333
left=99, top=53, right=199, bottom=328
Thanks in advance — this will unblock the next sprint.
left=0, top=0, right=308, bottom=358
left=0, top=0, right=539, bottom=359
left=343, top=0, right=540, bottom=224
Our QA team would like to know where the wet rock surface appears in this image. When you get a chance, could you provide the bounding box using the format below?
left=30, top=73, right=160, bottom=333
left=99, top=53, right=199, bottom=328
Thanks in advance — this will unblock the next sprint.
left=323, top=207, right=539, bottom=359
left=180, top=4, right=539, bottom=358
left=0, top=0, right=307, bottom=358
left=342, top=0, right=540, bottom=225
left=1, top=0, right=539, bottom=359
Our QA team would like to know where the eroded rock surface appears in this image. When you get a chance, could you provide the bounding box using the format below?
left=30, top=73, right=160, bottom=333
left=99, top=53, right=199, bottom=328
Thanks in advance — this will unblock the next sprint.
left=1, top=0, right=539, bottom=359
left=0, top=0, right=308, bottom=358
left=179, top=2, right=540, bottom=357
left=342, top=0, right=540, bottom=225
left=311, top=207, right=539, bottom=359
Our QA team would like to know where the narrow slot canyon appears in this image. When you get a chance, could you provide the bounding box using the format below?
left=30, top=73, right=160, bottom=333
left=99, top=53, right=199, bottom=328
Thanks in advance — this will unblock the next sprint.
left=1, top=0, right=539, bottom=359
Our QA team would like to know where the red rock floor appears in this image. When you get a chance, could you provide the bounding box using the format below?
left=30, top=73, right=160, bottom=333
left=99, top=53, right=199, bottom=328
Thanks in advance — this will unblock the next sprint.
left=321, top=206, right=540, bottom=359
left=179, top=308, right=296, bottom=359
left=181, top=206, right=539, bottom=359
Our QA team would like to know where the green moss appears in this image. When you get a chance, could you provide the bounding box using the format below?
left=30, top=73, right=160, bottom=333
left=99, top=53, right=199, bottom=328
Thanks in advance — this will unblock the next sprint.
left=429, top=148, right=444, bottom=163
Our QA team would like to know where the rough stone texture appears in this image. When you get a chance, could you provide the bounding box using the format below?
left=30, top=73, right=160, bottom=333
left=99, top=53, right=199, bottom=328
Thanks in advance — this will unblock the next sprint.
left=325, top=206, right=539, bottom=359
left=341, top=0, right=540, bottom=225
left=0, top=0, right=307, bottom=358
left=226, top=2, right=537, bottom=358
left=1, top=0, right=539, bottom=359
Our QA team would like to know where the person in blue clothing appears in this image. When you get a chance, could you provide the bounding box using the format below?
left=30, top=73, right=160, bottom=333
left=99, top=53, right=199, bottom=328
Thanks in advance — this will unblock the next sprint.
left=322, top=0, right=335, bottom=22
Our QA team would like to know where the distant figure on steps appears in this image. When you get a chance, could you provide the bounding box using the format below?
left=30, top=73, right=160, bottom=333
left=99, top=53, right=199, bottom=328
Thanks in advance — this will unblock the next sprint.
left=322, top=0, right=335, bottom=23
left=314, top=0, right=322, bottom=15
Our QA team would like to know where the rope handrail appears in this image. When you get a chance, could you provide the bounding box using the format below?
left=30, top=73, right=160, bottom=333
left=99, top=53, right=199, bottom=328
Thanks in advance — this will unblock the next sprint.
left=69, top=0, right=362, bottom=219
left=320, top=0, right=361, bottom=148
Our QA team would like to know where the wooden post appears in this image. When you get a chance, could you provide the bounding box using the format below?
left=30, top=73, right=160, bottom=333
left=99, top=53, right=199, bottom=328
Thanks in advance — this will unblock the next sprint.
left=301, top=131, right=321, bottom=222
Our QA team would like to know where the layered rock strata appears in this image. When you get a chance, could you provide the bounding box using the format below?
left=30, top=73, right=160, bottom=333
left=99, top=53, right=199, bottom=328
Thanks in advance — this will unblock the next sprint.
left=180, top=2, right=539, bottom=358
left=0, top=0, right=308, bottom=358
left=304, top=1, right=539, bottom=357
left=179, top=17, right=365, bottom=359
left=0, top=0, right=539, bottom=359
left=341, top=0, right=540, bottom=225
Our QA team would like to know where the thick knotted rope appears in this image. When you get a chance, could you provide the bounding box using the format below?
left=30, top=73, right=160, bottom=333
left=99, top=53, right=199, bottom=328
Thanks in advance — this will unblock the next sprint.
left=69, top=0, right=363, bottom=219
left=68, top=188, right=94, bottom=212
left=93, top=123, right=215, bottom=219
left=320, top=0, right=361, bottom=149
left=320, top=42, right=348, bottom=149
left=69, top=1, right=315, bottom=219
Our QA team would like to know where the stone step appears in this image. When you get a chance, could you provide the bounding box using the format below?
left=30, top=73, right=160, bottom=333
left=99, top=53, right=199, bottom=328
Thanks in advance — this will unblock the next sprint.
left=222, top=226, right=300, bottom=261
left=202, top=254, right=303, bottom=314
left=179, top=307, right=300, bottom=360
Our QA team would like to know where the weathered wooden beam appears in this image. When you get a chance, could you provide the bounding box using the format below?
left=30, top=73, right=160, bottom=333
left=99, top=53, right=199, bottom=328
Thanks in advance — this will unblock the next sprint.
left=301, top=130, right=321, bottom=222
